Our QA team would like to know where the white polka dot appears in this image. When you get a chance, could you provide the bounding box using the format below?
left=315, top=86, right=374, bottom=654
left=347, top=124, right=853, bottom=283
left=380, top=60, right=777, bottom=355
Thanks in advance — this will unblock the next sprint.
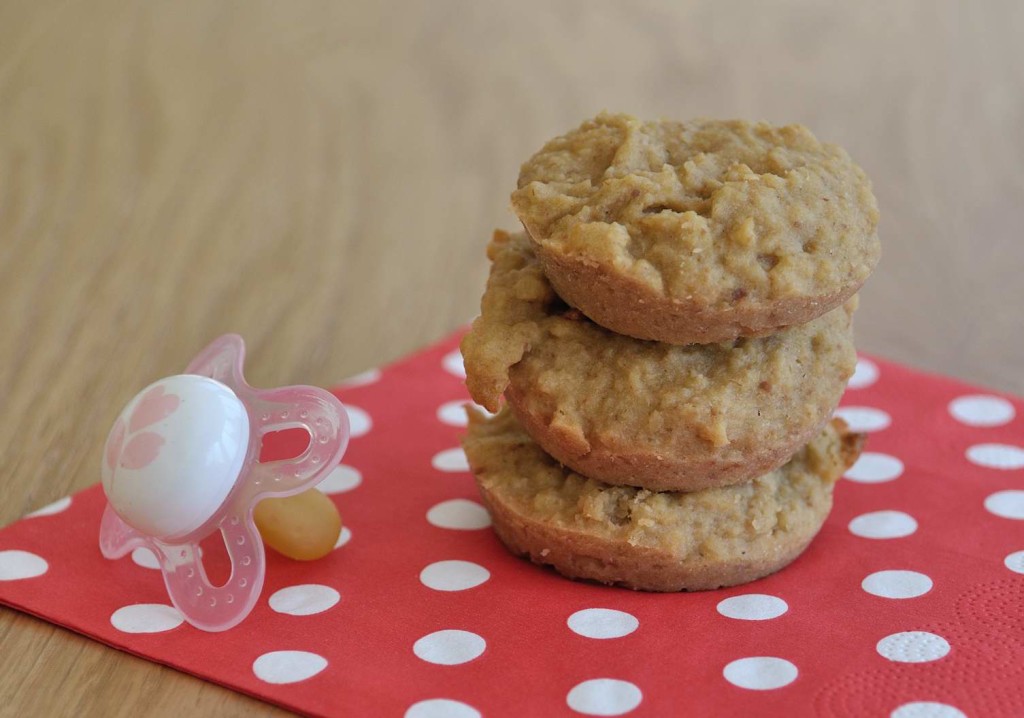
left=339, top=368, right=381, bottom=388
left=442, top=349, right=466, bottom=379
left=427, top=499, right=491, bottom=530
left=345, top=405, right=372, bottom=438
left=318, top=464, right=362, bottom=494
left=891, top=701, right=967, bottom=718
left=110, top=604, right=184, bottom=633
left=437, top=401, right=471, bottom=427
left=252, top=650, right=328, bottom=684
left=716, top=594, right=789, bottom=621
left=566, top=678, right=643, bottom=716
left=25, top=496, right=72, bottom=518
left=1004, top=550, right=1024, bottom=574
left=269, top=584, right=340, bottom=616
left=848, top=358, right=880, bottom=389
left=876, top=631, right=950, bottom=663
left=432, top=447, right=469, bottom=473
left=834, top=406, right=892, bottom=432
left=567, top=608, right=639, bottom=639
left=966, top=444, right=1024, bottom=470
left=420, top=560, right=490, bottom=592
left=985, top=490, right=1024, bottom=520
left=949, top=395, right=1015, bottom=427
left=849, top=510, right=918, bottom=539
left=844, top=453, right=904, bottom=483
left=0, top=550, right=48, bottom=580
left=413, top=629, right=486, bottom=665
left=405, top=699, right=482, bottom=718
left=862, top=570, right=933, bottom=599
left=131, top=547, right=160, bottom=569
left=334, top=526, right=352, bottom=548
left=436, top=400, right=493, bottom=427
left=722, top=657, right=798, bottom=690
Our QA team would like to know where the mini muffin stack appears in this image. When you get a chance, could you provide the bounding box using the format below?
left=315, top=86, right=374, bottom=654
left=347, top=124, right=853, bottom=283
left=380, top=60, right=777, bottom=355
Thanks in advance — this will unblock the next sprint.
left=461, top=113, right=879, bottom=591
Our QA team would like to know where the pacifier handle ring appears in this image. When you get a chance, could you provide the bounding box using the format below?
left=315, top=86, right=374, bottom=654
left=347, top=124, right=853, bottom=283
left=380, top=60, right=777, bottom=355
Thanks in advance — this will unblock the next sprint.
left=246, top=387, right=350, bottom=499
left=102, top=504, right=265, bottom=632
left=156, top=512, right=264, bottom=633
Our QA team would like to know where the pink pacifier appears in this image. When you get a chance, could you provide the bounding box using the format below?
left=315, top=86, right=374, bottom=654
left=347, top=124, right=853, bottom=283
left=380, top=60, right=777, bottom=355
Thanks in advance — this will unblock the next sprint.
left=99, top=334, right=350, bottom=631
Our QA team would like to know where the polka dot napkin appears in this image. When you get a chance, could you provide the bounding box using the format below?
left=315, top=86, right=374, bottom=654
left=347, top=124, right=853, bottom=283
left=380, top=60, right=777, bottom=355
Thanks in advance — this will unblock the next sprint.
left=1, top=332, right=1023, bottom=717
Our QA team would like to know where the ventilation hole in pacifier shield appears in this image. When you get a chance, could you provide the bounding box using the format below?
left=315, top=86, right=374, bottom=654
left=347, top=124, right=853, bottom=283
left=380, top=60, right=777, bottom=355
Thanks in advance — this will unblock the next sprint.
left=198, top=532, right=233, bottom=587
left=258, top=427, right=312, bottom=464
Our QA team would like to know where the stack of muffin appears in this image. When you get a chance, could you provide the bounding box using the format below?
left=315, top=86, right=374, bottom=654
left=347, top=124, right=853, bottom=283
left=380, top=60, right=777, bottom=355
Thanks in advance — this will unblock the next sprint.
left=461, top=113, right=879, bottom=591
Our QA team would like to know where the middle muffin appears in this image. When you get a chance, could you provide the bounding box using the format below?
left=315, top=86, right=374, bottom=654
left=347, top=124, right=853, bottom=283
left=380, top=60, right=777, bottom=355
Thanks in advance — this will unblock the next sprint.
left=461, top=230, right=856, bottom=492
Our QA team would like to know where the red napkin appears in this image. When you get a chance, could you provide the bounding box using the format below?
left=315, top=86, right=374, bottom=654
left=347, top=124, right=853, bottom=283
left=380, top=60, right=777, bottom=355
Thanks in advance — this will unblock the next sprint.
left=1, top=332, right=1022, bottom=717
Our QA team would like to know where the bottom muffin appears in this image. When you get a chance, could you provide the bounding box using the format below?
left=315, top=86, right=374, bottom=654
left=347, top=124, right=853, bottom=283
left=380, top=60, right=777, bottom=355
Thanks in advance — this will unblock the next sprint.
left=462, top=408, right=864, bottom=592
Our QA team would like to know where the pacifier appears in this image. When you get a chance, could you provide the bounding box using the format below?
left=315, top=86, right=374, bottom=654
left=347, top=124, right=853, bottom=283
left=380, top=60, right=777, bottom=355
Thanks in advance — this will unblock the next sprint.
left=99, top=334, right=350, bottom=631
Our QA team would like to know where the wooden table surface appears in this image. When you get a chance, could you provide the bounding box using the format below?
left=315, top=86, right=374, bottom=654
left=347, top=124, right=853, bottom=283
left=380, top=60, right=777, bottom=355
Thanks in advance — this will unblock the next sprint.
left=1, top=1, right=1021, bottom=714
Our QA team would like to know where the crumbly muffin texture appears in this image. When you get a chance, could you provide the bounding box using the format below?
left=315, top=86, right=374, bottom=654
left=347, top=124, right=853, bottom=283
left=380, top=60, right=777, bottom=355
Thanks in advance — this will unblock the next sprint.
left=512, top=113, right=880, bottom=307
left=460, top=230, right=856, bottom=488
left=461, top=230, right=554, bottom=412
left=465, top=408, right=853, bottom=558
left=464, top=409, right=865, bottom=591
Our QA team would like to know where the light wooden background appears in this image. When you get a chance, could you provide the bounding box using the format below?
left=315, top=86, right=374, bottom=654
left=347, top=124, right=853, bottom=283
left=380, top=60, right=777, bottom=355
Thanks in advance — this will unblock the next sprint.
left=1, top=0, right=1021, bottom=714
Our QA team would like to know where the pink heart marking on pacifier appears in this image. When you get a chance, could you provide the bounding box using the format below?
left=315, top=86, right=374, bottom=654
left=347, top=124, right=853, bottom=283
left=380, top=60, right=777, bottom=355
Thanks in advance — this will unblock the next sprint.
left=106, top=385, right=181, bottom=472
left=129, top=385, right=180, bottom=432
left=120, top=431, right=166, bottom=470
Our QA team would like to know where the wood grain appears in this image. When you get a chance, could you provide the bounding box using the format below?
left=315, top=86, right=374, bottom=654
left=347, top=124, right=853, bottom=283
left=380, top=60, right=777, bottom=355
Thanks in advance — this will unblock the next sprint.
left=1, top=0, right=1021, bottom=714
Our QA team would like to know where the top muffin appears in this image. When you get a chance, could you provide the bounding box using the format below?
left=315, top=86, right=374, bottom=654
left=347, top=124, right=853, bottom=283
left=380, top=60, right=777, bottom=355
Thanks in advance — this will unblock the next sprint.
left=512, top=113, right=880, bottom=344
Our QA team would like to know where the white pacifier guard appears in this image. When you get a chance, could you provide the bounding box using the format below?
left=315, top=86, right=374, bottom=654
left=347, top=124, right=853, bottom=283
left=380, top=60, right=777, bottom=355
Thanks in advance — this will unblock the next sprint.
left=102, top=375, right=250, bottom=539
left=99, top=334, right=350, bottom=632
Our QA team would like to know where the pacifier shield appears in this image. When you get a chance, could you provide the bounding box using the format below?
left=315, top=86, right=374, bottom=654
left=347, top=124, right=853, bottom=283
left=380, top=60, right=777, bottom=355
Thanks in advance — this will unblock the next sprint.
left=98, top=334, right=349, bottom=632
